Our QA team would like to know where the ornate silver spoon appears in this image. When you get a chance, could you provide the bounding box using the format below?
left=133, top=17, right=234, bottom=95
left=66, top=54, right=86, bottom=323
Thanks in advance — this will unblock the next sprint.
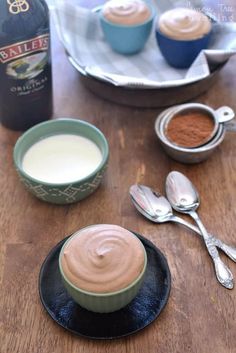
left=166, top=171, right=234, bottom=289
left=129, top=184, right=236, bottom=263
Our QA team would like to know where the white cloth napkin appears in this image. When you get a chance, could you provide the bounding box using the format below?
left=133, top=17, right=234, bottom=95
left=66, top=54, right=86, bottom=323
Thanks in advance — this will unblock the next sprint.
left=51, top=0, right=236, bottom=88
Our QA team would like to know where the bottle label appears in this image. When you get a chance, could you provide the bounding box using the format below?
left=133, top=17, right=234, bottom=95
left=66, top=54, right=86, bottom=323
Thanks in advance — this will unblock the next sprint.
left=0, top=34, right=51, bottom=97
left=7, top=0, right=30, bottom=15
left=0, top=34, right=49, bottom=64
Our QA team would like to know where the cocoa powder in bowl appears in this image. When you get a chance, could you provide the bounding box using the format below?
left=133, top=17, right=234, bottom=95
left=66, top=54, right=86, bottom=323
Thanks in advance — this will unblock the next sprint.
left=165, top=110, right=215, bottom=148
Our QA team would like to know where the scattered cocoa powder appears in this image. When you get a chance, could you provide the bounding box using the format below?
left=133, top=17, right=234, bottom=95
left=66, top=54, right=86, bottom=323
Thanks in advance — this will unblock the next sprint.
left=165, top=110, right=215, bottom=148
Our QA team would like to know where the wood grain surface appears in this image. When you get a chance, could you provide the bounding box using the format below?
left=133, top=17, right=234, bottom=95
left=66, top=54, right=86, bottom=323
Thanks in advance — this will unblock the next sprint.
left=1, top=1, right=236, bottom=352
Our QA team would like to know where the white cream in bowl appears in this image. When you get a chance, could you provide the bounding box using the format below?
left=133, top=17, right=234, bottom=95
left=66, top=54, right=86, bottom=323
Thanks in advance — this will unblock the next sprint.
left=22, top=134, right=103, bottom=184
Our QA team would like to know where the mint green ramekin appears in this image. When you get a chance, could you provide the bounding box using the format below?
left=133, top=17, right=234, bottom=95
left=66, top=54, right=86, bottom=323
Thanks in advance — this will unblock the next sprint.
left=13, top=118, right=109, bottom=204
left=59, top=227, right=147, bottom=313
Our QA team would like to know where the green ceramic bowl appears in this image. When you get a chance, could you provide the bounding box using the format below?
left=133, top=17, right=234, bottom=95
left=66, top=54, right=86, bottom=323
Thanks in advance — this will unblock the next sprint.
left=59, top=227, right=147, bottom=313
left=13, top=118, right=109, bottom=204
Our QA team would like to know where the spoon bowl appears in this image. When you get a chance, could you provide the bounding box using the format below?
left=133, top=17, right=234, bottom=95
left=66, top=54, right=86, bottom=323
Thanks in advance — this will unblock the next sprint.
left=129, top=184, right=173, bottom=223
left=165, top=171, right=200, bottom=212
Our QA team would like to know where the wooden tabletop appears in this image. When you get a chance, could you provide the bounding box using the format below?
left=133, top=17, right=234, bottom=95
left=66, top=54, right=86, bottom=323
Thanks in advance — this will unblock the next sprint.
left=1, top=1, right=236, bottom=352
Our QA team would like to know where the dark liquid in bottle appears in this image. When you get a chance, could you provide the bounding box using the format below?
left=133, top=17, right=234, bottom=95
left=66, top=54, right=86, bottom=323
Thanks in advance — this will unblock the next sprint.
left=0, top=0, right=53, bottom=131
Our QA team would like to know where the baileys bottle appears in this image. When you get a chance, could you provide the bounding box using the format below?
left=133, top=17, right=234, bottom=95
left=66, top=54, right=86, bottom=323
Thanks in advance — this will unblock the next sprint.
left=0, top=0, right=53, bottom=130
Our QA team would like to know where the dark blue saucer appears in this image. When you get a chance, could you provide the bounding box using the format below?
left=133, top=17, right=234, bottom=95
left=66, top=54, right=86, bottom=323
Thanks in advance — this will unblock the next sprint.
left=39, top=232, right=171, bottom=340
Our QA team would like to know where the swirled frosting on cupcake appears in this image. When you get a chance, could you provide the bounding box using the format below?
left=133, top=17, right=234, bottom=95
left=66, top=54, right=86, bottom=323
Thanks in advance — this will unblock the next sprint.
left=102, top=0, right=151, bottom=26
left=158, top=8, right=211, bottom=40
left=61, top=224, right=145, bottom=293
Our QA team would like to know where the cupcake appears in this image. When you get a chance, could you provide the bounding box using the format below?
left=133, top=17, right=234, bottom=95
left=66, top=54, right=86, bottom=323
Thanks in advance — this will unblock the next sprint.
left=100, top=0, right=154, bottom=55
left=59, top=224, right=147, bottom=312
left=156, top=8, right=212, bottom=68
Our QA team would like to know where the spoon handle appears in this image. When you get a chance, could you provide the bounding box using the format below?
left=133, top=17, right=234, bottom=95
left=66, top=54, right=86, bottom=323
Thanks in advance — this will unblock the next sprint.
left=171, top=215, right=236, bottom=262
left=209, top=238, right=236, bottom=263
left=189, top=211, right=234, bottom=289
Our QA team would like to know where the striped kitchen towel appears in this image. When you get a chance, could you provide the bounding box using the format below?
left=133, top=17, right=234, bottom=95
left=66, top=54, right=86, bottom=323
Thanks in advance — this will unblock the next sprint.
left=50, top=0, right=236, bottom=88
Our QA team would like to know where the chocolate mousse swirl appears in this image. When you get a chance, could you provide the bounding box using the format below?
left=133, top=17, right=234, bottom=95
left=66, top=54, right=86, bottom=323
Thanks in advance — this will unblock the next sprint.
left=158, top=8, right=211, bottom=40
left=102, top=0, right=151, bottom=26
left=61, top=224, right=145, bottom=293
